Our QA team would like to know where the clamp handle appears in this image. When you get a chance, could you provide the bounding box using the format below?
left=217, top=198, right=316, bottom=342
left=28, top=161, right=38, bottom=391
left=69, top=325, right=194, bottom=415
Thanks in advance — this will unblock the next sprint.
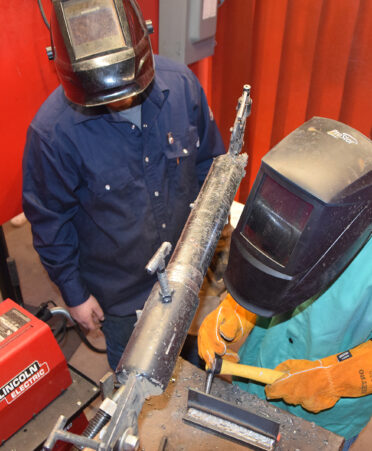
left=146, top=242, right=173, bottom=303
left=43, top=415, right=100, bottom=450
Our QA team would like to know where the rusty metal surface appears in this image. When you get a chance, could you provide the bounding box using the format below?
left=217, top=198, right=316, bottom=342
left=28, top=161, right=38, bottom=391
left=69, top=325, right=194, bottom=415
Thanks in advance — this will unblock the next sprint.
left=138, top=358, right=344, bottom=451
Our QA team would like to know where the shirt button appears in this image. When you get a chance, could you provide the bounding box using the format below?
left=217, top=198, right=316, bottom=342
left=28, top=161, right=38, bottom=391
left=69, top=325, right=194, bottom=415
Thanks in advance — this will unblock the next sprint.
left=183, top=148, right=188, bottom=154
left=154, top=191, right=159, bottom=197
left=144, top=156, right=149, bottom=163
left=131, top=124, right=135, bottom=130
left=143, top=123, right=148, bottom=128
left=105, top=184, right=111, bottom=191
left=167, top=132, right=174, bottom=144
left=162, top=223, right=166, bottom=229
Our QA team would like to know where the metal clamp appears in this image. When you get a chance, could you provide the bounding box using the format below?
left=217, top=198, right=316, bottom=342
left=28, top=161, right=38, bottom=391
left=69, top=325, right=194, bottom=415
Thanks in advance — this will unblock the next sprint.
left=43, top=415, right=101, bottom=450
left=146, top=242, right=173, bottom=303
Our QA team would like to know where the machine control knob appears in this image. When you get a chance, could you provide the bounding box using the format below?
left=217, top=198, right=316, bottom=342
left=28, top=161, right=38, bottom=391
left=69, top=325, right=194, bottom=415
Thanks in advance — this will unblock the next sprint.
left=145, top=20, right=154, bottom=34
left=45, top=46, right=54, bottom=60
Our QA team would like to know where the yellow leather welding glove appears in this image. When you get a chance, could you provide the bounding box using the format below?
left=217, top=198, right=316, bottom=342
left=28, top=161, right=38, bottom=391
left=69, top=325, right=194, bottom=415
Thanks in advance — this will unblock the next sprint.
left=198, top=293, right=257, bottom=369
left=265, top=340, right=372, bottom=413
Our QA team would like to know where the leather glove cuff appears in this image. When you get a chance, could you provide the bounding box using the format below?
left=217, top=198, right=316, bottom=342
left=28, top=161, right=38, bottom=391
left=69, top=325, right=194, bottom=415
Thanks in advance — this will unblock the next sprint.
left=322, top=339, right=372, bottom=398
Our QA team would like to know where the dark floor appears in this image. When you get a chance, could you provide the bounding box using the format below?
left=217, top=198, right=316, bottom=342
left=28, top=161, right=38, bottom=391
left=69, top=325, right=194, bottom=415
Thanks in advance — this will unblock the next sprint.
left=1, top=215, right=371, bottom=450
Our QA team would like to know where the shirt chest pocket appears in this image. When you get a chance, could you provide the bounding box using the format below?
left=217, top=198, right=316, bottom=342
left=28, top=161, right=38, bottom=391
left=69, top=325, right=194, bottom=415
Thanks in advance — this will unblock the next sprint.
left=163, top=125, right=200, bottom=194
left=83, top=166, right=136, bottom=220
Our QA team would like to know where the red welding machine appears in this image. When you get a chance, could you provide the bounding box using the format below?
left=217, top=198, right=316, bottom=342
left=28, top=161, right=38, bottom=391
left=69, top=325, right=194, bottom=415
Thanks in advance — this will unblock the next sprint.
left=0, top=299, right=72, bottom=444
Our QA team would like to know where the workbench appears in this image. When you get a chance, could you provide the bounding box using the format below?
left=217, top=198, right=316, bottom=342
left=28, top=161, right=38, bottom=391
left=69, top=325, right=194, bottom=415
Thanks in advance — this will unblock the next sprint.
left=138, top=358, right=344, bottom=450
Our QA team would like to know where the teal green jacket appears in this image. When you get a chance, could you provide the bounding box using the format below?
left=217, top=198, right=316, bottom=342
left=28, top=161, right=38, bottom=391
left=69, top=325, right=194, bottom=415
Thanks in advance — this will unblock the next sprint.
left=236, top=238, right=372, bottom=439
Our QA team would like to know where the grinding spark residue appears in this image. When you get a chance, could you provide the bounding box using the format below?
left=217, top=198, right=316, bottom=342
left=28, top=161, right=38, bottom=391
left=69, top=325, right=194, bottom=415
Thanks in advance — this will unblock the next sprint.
left=186, top=407, right=275, bottom=451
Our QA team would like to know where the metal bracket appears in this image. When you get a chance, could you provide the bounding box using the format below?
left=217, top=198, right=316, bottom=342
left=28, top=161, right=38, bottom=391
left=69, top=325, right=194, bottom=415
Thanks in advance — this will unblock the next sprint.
left=44, top=374, right=146, bottom=451
left=100, top=372, right=115, bottom=400
left=184, top=389, right=280, bottom=450
left=145, top=242, right=173, bottom=303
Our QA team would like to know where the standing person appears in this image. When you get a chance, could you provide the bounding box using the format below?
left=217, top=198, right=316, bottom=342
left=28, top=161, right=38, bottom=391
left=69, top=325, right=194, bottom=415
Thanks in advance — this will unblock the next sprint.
left=23, top=0, right=225, bottom=370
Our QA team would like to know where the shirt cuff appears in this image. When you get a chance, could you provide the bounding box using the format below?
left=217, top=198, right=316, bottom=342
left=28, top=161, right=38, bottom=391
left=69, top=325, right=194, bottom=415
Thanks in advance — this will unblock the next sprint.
left=59, top=276, right=91, bottom=308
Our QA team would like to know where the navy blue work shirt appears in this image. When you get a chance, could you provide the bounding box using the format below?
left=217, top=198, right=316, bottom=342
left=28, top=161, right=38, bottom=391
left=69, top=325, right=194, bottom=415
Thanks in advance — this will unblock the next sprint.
left=22, top=56, right=225, bottom=316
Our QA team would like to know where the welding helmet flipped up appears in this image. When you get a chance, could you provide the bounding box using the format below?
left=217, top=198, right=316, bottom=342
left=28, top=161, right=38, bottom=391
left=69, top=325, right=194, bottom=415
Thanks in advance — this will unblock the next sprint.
left=224, top=117, right=372, bottom=317
left=50, top=0, right=155, bottom=106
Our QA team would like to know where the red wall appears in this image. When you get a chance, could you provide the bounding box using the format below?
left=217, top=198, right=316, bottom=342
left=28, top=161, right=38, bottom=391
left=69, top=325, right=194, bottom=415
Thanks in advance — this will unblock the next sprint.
left=1, top=1, right=57, bottom=225
left=0, top=0, right=159, bottom=225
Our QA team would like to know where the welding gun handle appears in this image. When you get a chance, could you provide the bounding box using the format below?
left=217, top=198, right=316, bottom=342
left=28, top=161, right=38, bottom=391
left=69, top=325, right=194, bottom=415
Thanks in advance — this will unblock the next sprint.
left=219, top=360, right=284, bottom=385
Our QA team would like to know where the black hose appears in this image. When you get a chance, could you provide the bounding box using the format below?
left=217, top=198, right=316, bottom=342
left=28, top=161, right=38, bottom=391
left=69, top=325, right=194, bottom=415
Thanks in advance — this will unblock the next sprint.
left=68, top=324, right=107, bottom=354
left=53, top=316, right=67, bottom=343
left=35, top=301, right=106, bottom=354
left=37, top=0, right=50, bottom=30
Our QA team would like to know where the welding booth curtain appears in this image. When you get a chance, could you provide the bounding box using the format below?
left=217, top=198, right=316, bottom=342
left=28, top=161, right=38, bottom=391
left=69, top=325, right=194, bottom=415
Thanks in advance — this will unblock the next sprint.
left=210, top=0, right=372, bottom=202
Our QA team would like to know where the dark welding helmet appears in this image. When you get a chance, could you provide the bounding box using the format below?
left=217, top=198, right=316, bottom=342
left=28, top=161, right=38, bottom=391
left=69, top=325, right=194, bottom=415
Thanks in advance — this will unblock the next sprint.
left=224, top=117, right=372, bottom=317
left=50, top=0, right=155, bottom=106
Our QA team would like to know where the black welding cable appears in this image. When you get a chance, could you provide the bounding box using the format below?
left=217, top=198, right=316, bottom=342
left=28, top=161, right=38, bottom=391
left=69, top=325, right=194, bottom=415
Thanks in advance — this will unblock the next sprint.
left=53, top=316, right=67, bottom=343
left=68, top=323, right=107, bottom=354
left=46, top=305, right=107, bottom=354
left=37, top=0, right=50, bottom=30
left=53, top=322, right=107, bottom=354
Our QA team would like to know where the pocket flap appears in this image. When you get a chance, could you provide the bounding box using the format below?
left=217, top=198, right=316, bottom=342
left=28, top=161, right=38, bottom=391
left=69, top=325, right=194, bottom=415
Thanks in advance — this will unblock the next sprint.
left=163, top=125, right=199, bottom=160
left=87, top=166, right=134, bottom=194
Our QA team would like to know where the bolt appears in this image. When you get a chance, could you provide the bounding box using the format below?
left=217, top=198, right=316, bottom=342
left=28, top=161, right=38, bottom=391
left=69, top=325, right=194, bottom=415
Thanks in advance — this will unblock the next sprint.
left=118, top=428, right=140, bottom=451
left=123, top=433, right=139, bottom=450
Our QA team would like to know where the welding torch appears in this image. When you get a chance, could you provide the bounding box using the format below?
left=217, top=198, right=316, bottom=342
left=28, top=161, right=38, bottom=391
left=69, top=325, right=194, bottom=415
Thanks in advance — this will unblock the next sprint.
left=205, top=357, right=284, bottom=394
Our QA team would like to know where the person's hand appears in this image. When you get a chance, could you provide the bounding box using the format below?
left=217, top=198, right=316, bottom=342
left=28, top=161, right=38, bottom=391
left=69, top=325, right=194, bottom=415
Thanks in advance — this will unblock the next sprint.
left=265, top=340, right=372, bottom=413
left=265, top=359, right=339, bottom=413
left=198, top=293, right=256, bottom=369
left=68, top=295, right=104, bottom=331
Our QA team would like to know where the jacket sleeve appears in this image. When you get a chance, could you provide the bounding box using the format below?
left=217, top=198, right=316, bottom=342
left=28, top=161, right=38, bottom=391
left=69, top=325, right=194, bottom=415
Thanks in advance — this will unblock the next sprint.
left=193, top=75, right=226, bottom=185
left=22, top=127, right=90, bottom=307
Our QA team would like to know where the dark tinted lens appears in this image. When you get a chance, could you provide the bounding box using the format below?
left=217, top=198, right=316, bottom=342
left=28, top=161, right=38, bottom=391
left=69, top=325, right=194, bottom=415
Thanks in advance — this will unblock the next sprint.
left=63, top=0, right=125, bottom=59
left=242, top=176, right=313, bottom=265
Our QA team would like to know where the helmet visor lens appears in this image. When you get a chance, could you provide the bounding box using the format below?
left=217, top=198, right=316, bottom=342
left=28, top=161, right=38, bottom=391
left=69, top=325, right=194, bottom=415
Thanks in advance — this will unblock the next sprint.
left=62, top=0, right=126, bottom=60
left=241, top=176, right=313, bottom=266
